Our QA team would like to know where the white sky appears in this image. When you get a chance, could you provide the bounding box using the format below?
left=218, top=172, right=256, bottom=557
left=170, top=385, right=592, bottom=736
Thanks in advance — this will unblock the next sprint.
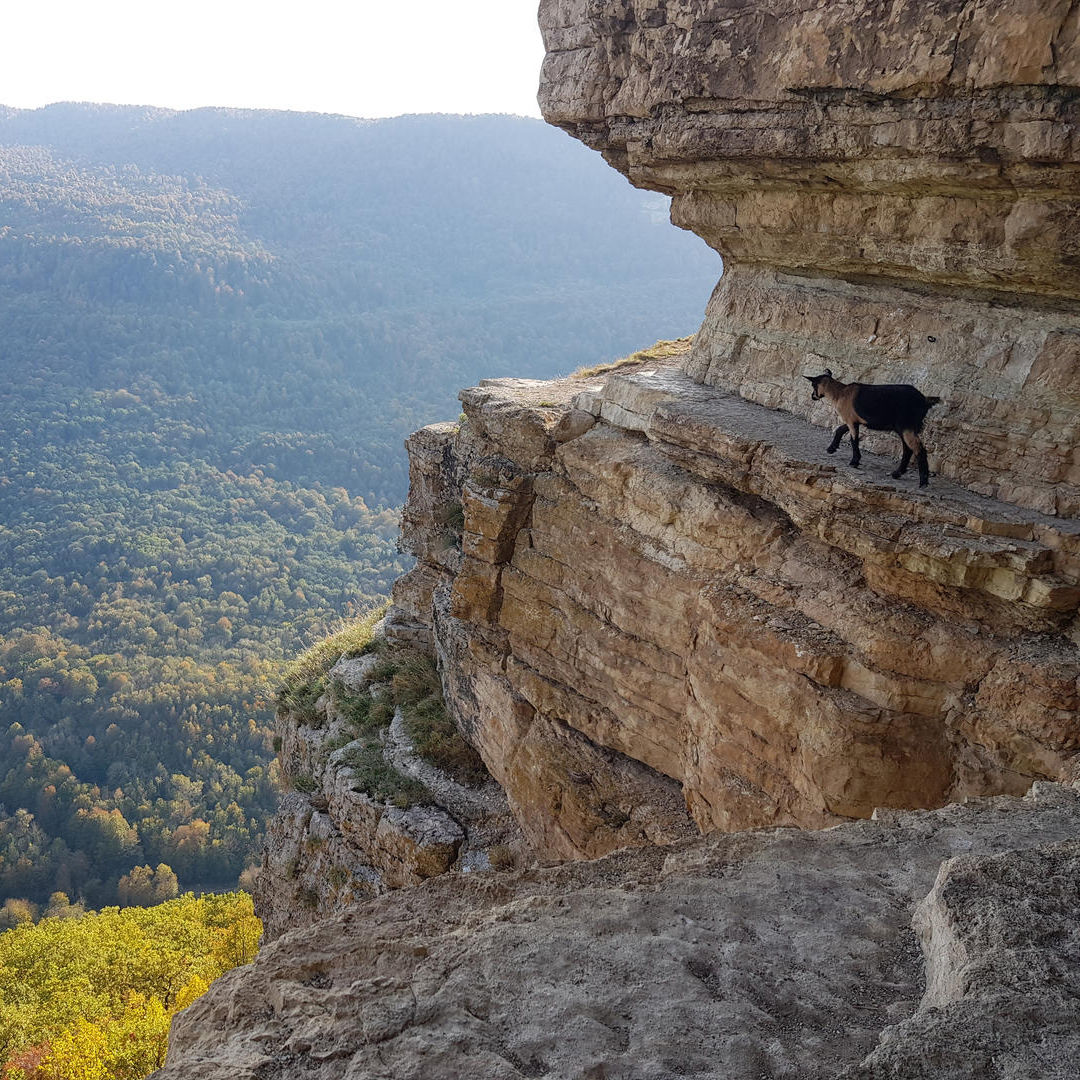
left=2, top=1, right=547, bottom=119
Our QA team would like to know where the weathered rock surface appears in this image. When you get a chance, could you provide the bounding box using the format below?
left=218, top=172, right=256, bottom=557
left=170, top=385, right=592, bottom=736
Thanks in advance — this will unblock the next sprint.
left=255, top=651, right=518, bottom=941
left=155, top=782, right=1080, bottom=1079
left=845, top=836, right=1080, bottom=1079
left=539, top=0, right=1080, bottom=515
left=386, top=347, right=1080, bottom=859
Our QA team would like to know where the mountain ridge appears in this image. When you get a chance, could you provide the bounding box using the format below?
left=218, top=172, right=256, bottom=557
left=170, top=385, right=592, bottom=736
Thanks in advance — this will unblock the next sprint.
left=0, top=105, right=718, bottom=912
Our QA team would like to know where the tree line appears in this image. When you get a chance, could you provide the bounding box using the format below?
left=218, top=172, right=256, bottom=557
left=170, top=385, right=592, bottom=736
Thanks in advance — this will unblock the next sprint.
left=0, top=105, right=719, bottom=910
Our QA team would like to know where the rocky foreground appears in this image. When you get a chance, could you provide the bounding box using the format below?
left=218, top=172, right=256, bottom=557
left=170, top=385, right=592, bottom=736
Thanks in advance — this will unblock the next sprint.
left=157, top=783, right=1079, bottom=1079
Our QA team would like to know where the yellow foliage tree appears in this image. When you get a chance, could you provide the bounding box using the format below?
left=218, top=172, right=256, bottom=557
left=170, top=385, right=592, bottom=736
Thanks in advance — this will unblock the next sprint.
left=0, top=892, right=259, bottom=1080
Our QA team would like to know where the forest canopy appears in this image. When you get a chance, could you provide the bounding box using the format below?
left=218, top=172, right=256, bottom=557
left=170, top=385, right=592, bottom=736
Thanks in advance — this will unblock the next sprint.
left=0, top=104, right=720, bottom=908
left=0, top=890, right=260, bottom=1078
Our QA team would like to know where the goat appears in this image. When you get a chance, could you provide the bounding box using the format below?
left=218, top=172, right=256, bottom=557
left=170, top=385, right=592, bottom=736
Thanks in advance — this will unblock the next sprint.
left=804, top=369, right=941, bottom=487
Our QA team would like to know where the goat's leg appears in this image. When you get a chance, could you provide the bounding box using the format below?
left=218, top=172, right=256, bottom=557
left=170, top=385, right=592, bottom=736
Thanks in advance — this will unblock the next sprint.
left=826, top=424, right=849, bottom=454
left=892, top=436, right=913, bottom=479
left=902, top=430, right=929, bottom=487
left=849, top=423, right=861, bottom=469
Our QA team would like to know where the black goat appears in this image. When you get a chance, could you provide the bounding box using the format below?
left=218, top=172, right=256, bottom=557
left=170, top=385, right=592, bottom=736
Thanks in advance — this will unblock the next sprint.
left=804, top=369, right=941, bottom=487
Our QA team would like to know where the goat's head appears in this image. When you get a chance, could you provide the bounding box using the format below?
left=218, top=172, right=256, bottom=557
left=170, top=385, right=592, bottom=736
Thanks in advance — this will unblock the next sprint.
left=804, top=369, right=834, bottom=401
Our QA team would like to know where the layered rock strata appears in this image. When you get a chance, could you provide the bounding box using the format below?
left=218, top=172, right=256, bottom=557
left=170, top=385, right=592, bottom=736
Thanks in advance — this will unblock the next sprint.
left=256, top=653, right=519, bottom=940
left=155, top=782, right=1080, bottom=1080
left=387, top=345, right=1080, bottom=857
left=539, top=0, right=1080, bottom=516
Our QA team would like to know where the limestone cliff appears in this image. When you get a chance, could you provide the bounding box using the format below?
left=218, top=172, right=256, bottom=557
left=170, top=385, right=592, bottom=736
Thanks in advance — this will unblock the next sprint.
left=258, top=0, right=1080, bottom=902
left=159, top=3, right=1080, bottom=1076
left=387, top=339, right=1079, bottom=858
left=540, top=0, right=1080, bottom=517
left=386, top=0, right=1080, bottom=856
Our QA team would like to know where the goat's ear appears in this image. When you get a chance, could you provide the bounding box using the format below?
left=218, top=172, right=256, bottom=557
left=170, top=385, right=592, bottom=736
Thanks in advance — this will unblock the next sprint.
left=803, top=375, right=815, bottom=383
left=824, top=368, right=833, bottom=378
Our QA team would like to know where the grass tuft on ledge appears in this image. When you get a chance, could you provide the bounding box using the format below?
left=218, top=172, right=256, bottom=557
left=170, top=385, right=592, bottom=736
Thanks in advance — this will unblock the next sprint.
left=339, top=738, right=430, bottom=809
left=392, top=652, right=489, bottom=787
left=277, top=603, right=388, bottom=725
left=573, top=336, right=693, bottom=378
left=277, top=611, right=489, bottom=806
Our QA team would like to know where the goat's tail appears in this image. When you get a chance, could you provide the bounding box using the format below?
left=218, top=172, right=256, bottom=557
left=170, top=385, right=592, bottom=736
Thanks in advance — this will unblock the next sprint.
left=914, top=396, right=943, bottom=434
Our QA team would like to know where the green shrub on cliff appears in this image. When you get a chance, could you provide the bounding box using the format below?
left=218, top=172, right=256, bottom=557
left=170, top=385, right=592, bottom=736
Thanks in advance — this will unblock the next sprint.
left=338, top=739, right=430, bottom=809
left=329, top=681, right=394, bottom=738
left=276, top=630, right=488, bottom=805
left=391, top=653, right=488, bottom=787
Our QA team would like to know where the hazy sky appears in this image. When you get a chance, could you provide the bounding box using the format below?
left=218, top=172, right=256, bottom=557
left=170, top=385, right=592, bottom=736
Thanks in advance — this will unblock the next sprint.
left=3, top=1, right=547, bottom=118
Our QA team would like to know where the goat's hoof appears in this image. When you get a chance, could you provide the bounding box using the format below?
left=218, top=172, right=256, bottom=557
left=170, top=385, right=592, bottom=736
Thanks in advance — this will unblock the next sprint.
left=850, top=461, right=861, bottom=469
left=826, top=446, right=838, bottom=455
left=891, top=470, right=903, bottom=479
left=919, top=479, right=929, bottom=488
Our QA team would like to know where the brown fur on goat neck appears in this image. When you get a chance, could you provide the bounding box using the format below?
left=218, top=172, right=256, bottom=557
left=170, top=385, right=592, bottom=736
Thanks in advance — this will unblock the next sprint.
left=804, top=369, right=941, bottom=487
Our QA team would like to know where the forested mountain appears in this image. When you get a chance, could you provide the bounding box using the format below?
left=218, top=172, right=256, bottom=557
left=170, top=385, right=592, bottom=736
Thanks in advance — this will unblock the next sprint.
left=0, top=104, right=720, bottom=908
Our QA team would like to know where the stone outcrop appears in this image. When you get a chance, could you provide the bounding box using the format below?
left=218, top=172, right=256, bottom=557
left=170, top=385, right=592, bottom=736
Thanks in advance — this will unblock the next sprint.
left=539, top=0, right=1080, bottom=516
left=162, top=4, right=1080, bottom=1076
left=255, top=653, right=519, bottom=940
left=848, top=833, right=1080, bottom=1079
left=387, top=343, right=1080, bottom=858
left=386, top=0, right=1080, bottom=857
left=155, top=782, right=1080, bottom=1080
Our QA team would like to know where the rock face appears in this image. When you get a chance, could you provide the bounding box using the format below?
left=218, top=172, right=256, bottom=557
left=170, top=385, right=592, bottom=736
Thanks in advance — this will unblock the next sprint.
left=361, top=0, right=1080, bottom=858
left=255, top=653, right=518, bottom=941
left=155, top=782, right=1080, bottom=1079
left=539, top=0, right=1080, bottom=516
left=162, top=4, right=1080, bottom=1075
left=387, top=344, right=1080, bottom=858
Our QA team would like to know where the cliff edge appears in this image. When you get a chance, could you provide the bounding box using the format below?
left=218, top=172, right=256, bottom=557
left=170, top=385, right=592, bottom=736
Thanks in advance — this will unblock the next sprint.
left=157, top=3, right=1080, bottom=1077
left=387, top=340, right=1079, bottom=858
left=540, top=0, right=1080, bottom=516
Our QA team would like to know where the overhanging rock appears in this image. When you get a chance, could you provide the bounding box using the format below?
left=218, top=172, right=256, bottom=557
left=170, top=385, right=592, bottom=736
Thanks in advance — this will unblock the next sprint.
left=539, top=0, right=1080, bottom=515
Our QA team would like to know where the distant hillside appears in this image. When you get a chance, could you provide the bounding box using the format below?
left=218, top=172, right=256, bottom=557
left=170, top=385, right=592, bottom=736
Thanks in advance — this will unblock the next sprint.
left=0, top=105, right=719, bottom=502
left=0, top=105, right=719, bottom=909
